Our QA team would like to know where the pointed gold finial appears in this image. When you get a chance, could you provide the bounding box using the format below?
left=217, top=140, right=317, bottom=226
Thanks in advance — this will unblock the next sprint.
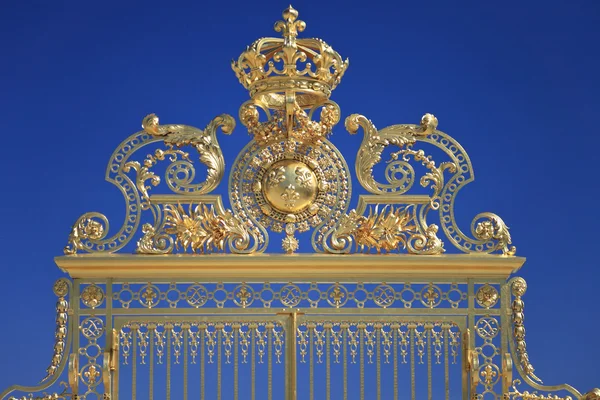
left=274, top=5, right=306, bottom=46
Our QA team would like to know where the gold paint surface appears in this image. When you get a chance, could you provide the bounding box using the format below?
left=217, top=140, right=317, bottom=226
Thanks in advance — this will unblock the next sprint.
left=263, top=159, right=318, bottom=213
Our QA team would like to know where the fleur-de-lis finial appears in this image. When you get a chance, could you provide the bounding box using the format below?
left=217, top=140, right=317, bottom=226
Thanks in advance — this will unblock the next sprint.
left=274, top=5, right=306, bottom=46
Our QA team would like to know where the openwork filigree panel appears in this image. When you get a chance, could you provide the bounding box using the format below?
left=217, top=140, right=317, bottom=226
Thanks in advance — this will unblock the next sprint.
left=102, top=282, right=468, bottom=310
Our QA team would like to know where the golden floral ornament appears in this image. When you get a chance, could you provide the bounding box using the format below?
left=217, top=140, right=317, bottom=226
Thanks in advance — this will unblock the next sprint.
left=53, top=279, right=69, bottom=298
left=282, top=224, right=300, bottom=254
left=81, top=284, right=104, bottom=308
left=476, top=284, right=499, bottom=308
left=481, top=364, right=498, bottom=385
left=326, top=205, right=444, bottom=255
left=163, top=203, right=252, bottom=254
left=83, top=364, right=100, bottom=386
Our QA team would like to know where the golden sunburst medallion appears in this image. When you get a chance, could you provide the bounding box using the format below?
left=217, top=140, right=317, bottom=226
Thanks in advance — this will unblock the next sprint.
left=230, top=137, right=350, bottom=251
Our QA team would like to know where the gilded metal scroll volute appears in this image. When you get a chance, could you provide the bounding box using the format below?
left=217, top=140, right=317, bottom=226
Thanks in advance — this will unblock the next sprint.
left=141, top=113, right=235, bottom=195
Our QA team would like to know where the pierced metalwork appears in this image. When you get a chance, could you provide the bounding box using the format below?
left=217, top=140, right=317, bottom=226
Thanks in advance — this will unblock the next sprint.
left=3, top=5, right=598, bottom=400
left=110, top=282, right=468, bottom=310
left=56, top=4, right=517, bottom=257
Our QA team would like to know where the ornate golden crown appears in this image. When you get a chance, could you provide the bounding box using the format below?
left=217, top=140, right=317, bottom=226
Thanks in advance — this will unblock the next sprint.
left=232, top=6, right=348, bottom=146
left=232, top=5, right=348, bottom=108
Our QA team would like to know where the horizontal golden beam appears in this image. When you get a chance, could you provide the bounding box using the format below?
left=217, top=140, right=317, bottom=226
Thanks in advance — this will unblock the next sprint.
left=55, top=254, right=525, bottom=281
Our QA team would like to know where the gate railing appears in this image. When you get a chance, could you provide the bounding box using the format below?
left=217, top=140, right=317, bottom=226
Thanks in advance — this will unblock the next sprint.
left=3, top=260, right=597, bottom=400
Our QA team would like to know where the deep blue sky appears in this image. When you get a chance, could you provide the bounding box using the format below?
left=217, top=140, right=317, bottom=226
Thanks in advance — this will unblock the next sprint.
left=1, top=0, right=599, bottom=395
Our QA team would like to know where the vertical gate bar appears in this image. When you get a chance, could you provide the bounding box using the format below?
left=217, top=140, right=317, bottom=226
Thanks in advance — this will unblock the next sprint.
left=251, top=325, right=256, bottom=400
left=286, top=313, right=298, bottom=400
left=114, top=329, right=120, bottom=400
left=200, top=325, right=205, bottom=400
left=285, top=322, right=288, bottom=400
left=268, top=324, right=273, bottom=400
left=132, top=325, right=137, bottom=400
left=466, top=280, right=475, bottom=400
left=376, top=326, right=381, bottom=400
left=167, top=326, right=172, bottom=400
left=184, top=325, right=189, bottom=400
left=309, top=326, right=314, bottom=400
left=326, top=324, right=331, bottom=400
left=234, top=325, right=239, bottom=400
left=360, top=324, right=365, bottom=400
left=444, top=327, right=449, bottom=400
left=149, top=327, right=154, bottom=400
left=343, top=326, right=348, bottom=400
left=73, top=280, right=80, bottom=356
left=393, top=325, right=398, bottom=400
left=410, top=325, right=416, bottom=400
left=106, top=280, right=113, bottom=400
left=501, top=283, right=510, bottom=398
left=427, top=325, right=432, bottom=400
left=73, top=280, right=81, bottom=398
left=217, top=326, right=222, bottom=400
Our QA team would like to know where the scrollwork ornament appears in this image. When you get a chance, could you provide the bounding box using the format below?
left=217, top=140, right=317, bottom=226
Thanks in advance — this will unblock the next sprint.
left=505, top=379, right=573, bottom=400
left=123, top=148, right=190, bottom=205
left=406, top=224, right=445, bottom=255
left=8, top=384, right=72, bottom=400
left=136, top=223, right=173, bottom=254
left=473, top=213, right=517, bottom=256
left=142, top=113, right=235, bottom=195
left=347, top=113, right=439, bottom=195
left=64, top=214, right=108, bottom=255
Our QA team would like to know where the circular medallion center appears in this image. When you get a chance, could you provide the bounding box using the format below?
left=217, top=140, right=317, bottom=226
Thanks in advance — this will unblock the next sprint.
left=262, top=159, right=318, bottom=213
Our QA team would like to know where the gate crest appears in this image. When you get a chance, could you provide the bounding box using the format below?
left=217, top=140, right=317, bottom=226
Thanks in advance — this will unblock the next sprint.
left=63, top=5, right=513, bottom=258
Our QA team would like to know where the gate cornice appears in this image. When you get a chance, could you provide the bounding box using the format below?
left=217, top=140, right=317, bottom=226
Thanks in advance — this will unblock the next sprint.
left=55, top=253, right=525, bottom=281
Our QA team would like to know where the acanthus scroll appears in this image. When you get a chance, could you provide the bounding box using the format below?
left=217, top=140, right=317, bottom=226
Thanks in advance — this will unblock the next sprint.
left=347, top=113, right=439, bottom=195
left=142, top=113, right=235, bottom=195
